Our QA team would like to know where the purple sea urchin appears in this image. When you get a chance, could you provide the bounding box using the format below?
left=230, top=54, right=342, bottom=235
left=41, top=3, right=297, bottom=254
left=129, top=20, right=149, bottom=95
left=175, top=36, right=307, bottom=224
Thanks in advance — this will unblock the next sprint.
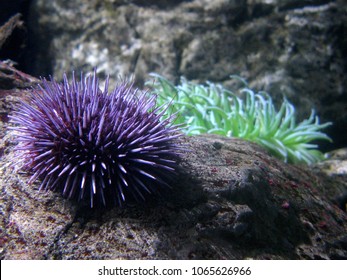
left=11, top=71, right=182, bottom=207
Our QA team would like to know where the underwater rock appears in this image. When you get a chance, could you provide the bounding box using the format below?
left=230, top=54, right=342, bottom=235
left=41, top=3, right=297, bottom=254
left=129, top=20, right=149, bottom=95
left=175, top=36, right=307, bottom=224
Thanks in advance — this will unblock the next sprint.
left=1, top=75, right=346, bottom=260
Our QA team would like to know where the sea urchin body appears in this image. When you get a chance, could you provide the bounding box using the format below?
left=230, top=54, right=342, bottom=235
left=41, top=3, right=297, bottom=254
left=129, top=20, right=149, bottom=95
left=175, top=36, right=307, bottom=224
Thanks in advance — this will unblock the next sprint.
left=11, top=71, right=182, bottom=207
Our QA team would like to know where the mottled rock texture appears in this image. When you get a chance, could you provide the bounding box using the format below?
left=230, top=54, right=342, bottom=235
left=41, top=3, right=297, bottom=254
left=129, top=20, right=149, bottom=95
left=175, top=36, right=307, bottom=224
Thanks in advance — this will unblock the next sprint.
left=0, top=0, right=347, bottom=260
left=1, top=76, right=346, bottom=259
left=1, top=127, right=347, bottom=259
left=25, top=0, right=347, bottom=150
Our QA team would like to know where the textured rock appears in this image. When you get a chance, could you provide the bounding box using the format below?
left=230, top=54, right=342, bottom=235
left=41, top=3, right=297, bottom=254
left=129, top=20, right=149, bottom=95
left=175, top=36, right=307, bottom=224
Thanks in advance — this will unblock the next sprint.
left=1, top=83, right=347, bottom=259
left=1, top=134, right=347, bottom=259
left=1, top=7, right=347, bottom=258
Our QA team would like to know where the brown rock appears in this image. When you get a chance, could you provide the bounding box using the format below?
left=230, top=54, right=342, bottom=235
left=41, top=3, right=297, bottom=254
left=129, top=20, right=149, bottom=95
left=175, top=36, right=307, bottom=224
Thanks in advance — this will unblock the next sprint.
left=1, top=64, right=346, bottom=260
left=1, top=128, right=346, bottom=259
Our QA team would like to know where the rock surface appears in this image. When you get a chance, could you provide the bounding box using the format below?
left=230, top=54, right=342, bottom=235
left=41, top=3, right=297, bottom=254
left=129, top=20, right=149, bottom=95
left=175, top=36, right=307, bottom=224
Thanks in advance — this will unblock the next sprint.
left=1, top=81, right=347, bottom=259
left=1, top=1, right=347, bottom=259
left=1, top=135, right=347, bottom=259
left=25, top=0, right=347, bottom=150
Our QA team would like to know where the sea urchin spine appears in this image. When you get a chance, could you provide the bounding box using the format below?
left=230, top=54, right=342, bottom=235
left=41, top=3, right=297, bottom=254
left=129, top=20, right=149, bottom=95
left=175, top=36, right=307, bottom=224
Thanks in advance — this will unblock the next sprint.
left=11, top=71, right=182, bottom=207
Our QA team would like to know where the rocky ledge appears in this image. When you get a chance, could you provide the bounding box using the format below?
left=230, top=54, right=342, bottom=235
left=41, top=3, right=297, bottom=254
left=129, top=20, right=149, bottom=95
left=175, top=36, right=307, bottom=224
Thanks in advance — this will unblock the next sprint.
left=1, top=111, right=346, bottom=259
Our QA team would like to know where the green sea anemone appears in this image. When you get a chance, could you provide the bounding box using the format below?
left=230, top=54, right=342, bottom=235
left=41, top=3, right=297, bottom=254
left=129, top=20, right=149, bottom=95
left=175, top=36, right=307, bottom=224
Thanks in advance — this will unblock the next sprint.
left=148, top=74, right=332, bottom=165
